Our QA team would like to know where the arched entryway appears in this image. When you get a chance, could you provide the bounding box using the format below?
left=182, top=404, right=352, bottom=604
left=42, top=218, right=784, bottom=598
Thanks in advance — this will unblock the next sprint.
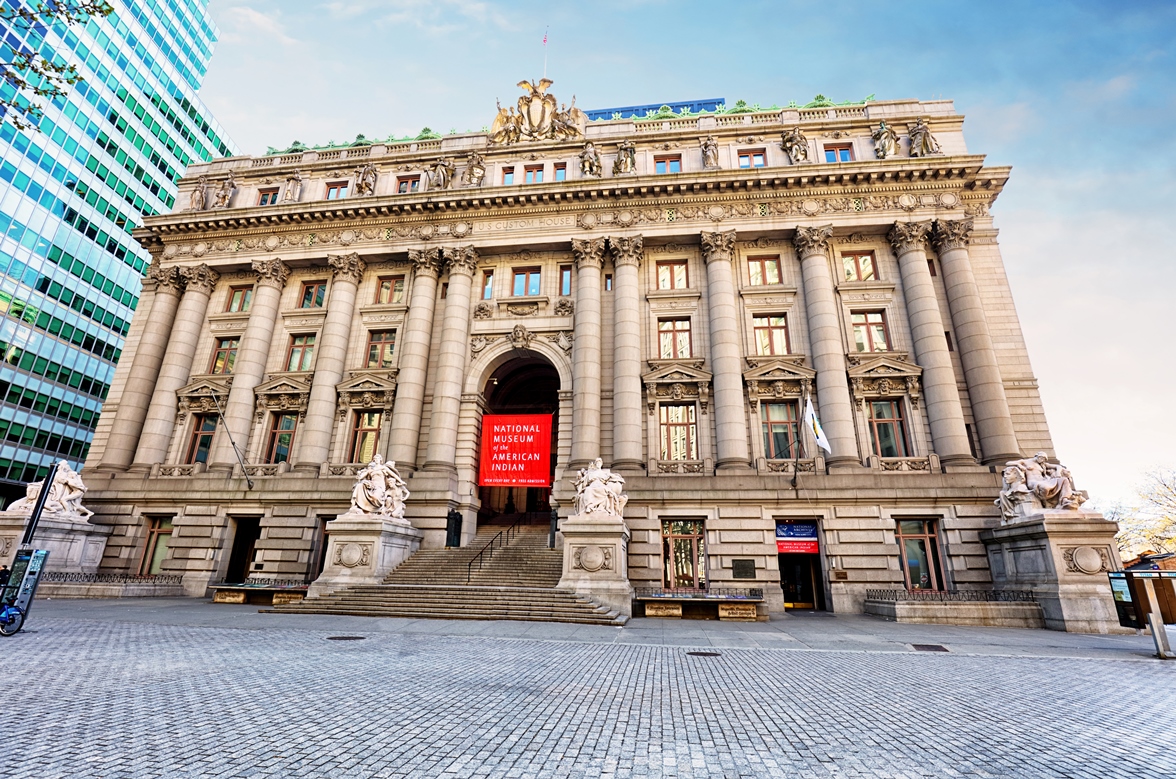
left=477, top=353, right=559, bottom=524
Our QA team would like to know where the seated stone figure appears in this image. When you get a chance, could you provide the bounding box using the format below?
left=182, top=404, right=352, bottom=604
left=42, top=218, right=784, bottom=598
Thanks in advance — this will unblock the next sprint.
left=349, top=455, right=410, bottom=522
left=573, top=458, right=628, bottom=518
left=6, top=461, right=93, bottom=519
left=995, top=452, right=1087, bottom=523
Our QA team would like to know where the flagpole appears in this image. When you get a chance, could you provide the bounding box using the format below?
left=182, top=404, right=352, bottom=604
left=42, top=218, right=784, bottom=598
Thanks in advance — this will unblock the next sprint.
left=543, top=27, right=548, bottom=79
left=791, top=394, right=805, bottom=489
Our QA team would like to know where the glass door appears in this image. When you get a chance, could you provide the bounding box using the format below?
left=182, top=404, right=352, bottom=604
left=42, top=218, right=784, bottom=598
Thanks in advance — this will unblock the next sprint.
left=661, top=519, right=707, bottom=590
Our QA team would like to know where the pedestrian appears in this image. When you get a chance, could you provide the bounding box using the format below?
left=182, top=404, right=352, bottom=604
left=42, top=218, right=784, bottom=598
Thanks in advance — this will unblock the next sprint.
left=0, top=564, right=10, bottom=595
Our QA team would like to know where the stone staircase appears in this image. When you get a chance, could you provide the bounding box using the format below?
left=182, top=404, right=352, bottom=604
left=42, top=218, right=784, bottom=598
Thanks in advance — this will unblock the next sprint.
left=272, top=521, right=627, bottom=625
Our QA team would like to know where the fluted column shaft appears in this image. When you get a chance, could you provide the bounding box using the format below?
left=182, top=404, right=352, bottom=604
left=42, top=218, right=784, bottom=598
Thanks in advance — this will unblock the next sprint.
left=794, top=225, right=859, bottom=466
left=700, top=230, right=750, bottom=469
left=889, top=222, right=973, bottom=464
left=934, top=219, right=1020, bottom=464
left=609, top=235, right=644, bottom=470
left=387, top=249, right=442, bottom=469
left=209, top=259, right=289, bottom=472
left=99, top=264, right=183, bottom=471
left=569, top=238, right=605, bottom=468
left=423, top=246, right=478, bottom=472
left=294, top=253, right=364, bottom=471
left=132, top=264, right=219, bottom=467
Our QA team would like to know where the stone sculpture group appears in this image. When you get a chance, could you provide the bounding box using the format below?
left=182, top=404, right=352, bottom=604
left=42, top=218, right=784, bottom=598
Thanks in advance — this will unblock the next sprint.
left=573, top=458, right=628, bottom=518
left=490, top=79, right=588, bottom=145
left=995, top=452, right=1087, bottom=524
left=348, top=455, right=410, bottom=523
left=7, top=461, right=92, bottom=519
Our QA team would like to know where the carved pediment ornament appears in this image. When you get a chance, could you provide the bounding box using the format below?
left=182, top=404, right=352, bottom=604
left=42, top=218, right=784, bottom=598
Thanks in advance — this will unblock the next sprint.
left=933, top=218, right=974, bottom=252
left=887, top=221, right=932, bottom=255
left=253, top=258, right=291, bottom=288
left=642, top=361, right=713, bottom=415
left=444, top=245, right=479, bottom=276
left=700, top=230, right=736, bottom=264
left=175, top=378, right=233, bottom=422
left=253, top=374, right=312, bottom=422
left=553, top=298, right=574, bottom=316
left=742, top=359, right=816, bottom=410
left=336, top=370, right=398, bottom=420
left=409, top=247, right=443, bottom=279
left=328, top=252, right=366, bottom=284
left=847, top=356, right=922, bottom=409
left=608, top=234, right=644, bottom=268
left=509, top=324, right=534, bottom=350
left=507, top=304, right=538, bottom=317
left=571, top=236, right=607, bottom=269
left=792, top=225, right=834, bottom=258
left=473, top=302, right=493, bottom=319
left=470, top=334, right=500, bottom=355
left=548, top=331, right=574, bottom=353
left=489, top=78, right=587, bottom=146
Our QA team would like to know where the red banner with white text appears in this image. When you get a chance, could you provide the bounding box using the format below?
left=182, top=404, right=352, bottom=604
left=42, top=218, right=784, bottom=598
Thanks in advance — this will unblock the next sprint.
left=478, top=414, right=553, bottom=487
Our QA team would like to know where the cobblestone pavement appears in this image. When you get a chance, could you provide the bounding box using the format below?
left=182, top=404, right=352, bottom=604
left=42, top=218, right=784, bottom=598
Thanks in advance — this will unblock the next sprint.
left=3, top=600, right=1174, bottom=778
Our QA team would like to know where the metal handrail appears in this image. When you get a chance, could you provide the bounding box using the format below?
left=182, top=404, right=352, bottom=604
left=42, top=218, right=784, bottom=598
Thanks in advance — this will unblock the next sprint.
left=465, top=513, right=536, bottom=583
left=865, top=588, right=1037, bottom=603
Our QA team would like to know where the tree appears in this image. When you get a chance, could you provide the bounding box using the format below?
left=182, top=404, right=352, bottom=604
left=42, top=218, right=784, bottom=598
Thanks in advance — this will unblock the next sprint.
left=1113, top=468, right=1176, bottom=557
left=1, top=2, right=113, bottom=131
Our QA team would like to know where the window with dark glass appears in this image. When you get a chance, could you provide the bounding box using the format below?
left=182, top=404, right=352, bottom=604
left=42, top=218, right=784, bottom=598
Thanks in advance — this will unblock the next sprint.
left=554, top=163, right=567, bottom=182
left=656, top=259, right=688, bottom=290
left=659, top=403, right=698, bottom=460
left=738, top=149, right=766, bottom=168
left=512, top=267, right=541, bottom=296
left=654, top=155, right=682, bottom=174
left=559, top=265, right=572, bottom=296
left=209, top=337, right=238, bottom=374
left=286, top=334, right=316, bottom=371
left=265, top=412, right=298, bottom=464
left=299, top=281, right=327, bottom=308
left=257, top=188, right=280, bottom=206
left=868, top=399, right=909, bottom=458
left=662, top=519, right=706, bottom=590
left=325, top=181, right=348, bottom=199
left=375, top=276, right=405, bottom=304
left=748, top=255, right=781, bottom=286
left=852, top=310, right=890, bottom=352
left=895, top=519, right=944, bottom=591
left=604, top=274, right=613, bottom=291
left=185, top=415, right=217, bottom=464
left=482, top=270, right=494, bottom=300
left=226, top=285, right=253, bottom=313
left=753, top=314, right=789, bottom=356
left=824, top=144, right=853, bottom=162
left=502, top=167, right=515, bottom=185
left=138, top=517, right=174, bottom=575
left=397, top=176, right=420, bottom=194
left=350, top=411, right=382, bottom=463
left=658, top=318, right=692, bottom=359
left=761, top=401, right=799, bottom=459
left=366, top=330, right=396, bottom=369
left=842, top=251, right=877, bottom=282
left=524, top=165, right=544, bottom=184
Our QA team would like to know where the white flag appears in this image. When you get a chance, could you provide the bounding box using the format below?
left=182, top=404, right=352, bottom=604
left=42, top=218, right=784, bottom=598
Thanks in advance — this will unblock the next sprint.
left=804, top=397, right=832, bottom=453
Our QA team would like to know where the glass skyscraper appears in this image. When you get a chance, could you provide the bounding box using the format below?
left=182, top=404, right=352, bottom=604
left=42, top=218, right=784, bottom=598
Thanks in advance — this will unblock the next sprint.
left=0, top=0, right=236, bottom=501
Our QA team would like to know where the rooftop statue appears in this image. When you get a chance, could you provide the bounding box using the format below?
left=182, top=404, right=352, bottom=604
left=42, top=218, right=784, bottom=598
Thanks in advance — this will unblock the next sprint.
left=780, top=127, right=809, bottom=164
left=995, top=452, right=1088, bottom=524
left=613, top=140, right=636, bottom=175
left=189, top=176, right=208, bottom=210
left=579, top=142, right=602, bottom=177
left=907, top=118, right=942, bottom=157
left=354, top=163, right=378, bottom=196
left=6, top=461, right=93, bottom=519
left=573, top=458, right=628, bottom=519
left=349, top=455, right=410, bottom=523
left=212, top=172, right=236, bottom=208
left=428, top=157, right=456, bottom=190
left=283, top=170, right=304, bottom=202
left=489, top=79, right=586, bottom=145
left=461, top=152, right=487, bottom=187
left=700, top=135, right=719, bottom=168
left=872, top=121, right=899, bottom=160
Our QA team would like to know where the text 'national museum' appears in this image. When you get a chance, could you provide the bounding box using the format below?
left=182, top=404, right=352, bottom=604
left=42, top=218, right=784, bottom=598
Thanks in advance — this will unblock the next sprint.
left=22, top=81, right=1125, bottom=628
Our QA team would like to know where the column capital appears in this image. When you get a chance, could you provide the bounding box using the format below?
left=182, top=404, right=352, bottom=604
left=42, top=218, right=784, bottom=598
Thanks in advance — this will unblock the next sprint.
left=933, top=218, right=974, bottom=252
left=327, top=252, right=366, bottom=284
left=180, top=263, right=220, bottom=294
left=252, top=258, right=290, bottom=289
left=792, top=224, right=834, bottom=258
left=888, top=221, right=933, bottom=255
left=408, top=247, right=443, bottom=278
left=571, top=237, right=607, bottom=269
left=700, top=230, right=737, bottom=263
left=443, top=245, right=478, bottom=276
left=608, top=234, right=644, bottom=268
left=145, top=261, right=185, bottom=295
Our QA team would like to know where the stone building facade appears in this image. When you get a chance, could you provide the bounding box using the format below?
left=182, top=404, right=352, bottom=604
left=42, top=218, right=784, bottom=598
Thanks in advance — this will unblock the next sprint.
left=78, top=89, right=1060, bottom=615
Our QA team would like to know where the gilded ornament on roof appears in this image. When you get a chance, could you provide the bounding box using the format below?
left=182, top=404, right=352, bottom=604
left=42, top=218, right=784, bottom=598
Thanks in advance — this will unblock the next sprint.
left=490, top=79, right=587, bottom=145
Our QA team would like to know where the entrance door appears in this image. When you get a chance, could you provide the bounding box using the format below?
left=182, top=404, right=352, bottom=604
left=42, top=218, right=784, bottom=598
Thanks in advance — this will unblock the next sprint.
left=225, top=516, right=262, bottom=583
left=778, top=553, right=826, bottom=610
left=662, top=519, right=707, bottom=590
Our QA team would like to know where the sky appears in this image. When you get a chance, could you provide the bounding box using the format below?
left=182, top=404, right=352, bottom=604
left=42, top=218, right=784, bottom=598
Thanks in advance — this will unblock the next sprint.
left=196, top=0, right=1176, bottom=506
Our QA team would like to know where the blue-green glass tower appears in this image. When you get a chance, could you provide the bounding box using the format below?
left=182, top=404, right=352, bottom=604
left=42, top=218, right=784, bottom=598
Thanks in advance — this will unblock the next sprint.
left=0, top=0, right=236, bottom=499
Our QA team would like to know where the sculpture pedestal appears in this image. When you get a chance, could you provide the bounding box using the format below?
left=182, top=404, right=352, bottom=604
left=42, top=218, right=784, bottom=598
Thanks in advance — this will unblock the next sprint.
left=981, top=509, right=1128, bottom=634
left=307, top=511, right=423, bottom=598
left=557, top=511, right=633, bottom=617
left=0, top=512, right=111, bottom=572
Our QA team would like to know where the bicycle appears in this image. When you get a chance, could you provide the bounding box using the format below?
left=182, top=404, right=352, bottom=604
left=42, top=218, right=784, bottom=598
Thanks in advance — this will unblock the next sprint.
left=0, top=600, right=24, bottom=636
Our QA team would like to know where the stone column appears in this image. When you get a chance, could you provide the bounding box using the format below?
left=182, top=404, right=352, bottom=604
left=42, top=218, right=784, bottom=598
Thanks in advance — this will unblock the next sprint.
left=131, top=264, right=219, bottom=468
left=793, top=225, right=859, bottom=467
left=293, top=253, right=365, bottom=472
left=209, top=258, right=289, bottom=472
left=700, top=231, right=751, bottom=469
left=608, top=235, right=644, bottom=471
left=98, top=263, right=184, bottom=471
left=934, top=219, right=1020, bottom=464
left=569, top=237, right=605, bottom=468
left=423, top=246, right=478, bottom=472
left=387, top=248, right=442, bottom=470
left=888, top=222, right=973, bottom=466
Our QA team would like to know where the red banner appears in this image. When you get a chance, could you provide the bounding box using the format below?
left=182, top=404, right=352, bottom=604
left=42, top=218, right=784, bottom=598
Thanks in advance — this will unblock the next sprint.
left=478, top=414, right=552, bottom=487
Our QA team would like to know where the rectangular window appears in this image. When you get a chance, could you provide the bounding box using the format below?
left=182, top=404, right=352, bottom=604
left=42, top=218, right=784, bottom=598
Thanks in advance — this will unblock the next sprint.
left=656, top=259, right=688, bottom=290
left=554, top=163, right=567, bottom=182
left=738, top=149, right=766, bottom=168
left=325, top=181, right=348, bottom=200
left=752, top=314, right=789, bottom=356
left=299, top=281, right=327, bottom=308
left=654, top=155, right=682, bottom=175
left=502, top=167, right=515, bottom=185
left=945, top=331, right=954, bottom=351
left=761, top=401, right=800, bottom=459
left=658, top=318, right=692, bottom=359
left=524, top=165, right=543, bottom=184
left=482, top=270, right=494, bottom=300
left=512, top=267, right=541, bottom=297
left=869, top=399, right=909, bottom=458
left=257, top=188, right=279, bottom=206
left=842, top=251, right=877, bottom=282
left=396, top=176, right=420, bottom=194
left=895, top=519, right=944, bottom=591
left=661, top=518, right=706, bottom=590
left=366, top=330, right=396, bottom=369
left=748, top=255, right=781, bottom=286
left=226, top=285, right=253, bottom=313
left=286, top=334, right=316, bottom=371
left=559, top=265, right=572, bottom=297
left=185, top=414, right=217, bottom=464
left=824, top=144, right=853, bottom=163
left=350, top=411, right=382, bottom=463
left=265, top=412, right=298, bottom=464
left=209, top=337, right=238, bottom=374
left=852, top=311, right=891, bottom=352
left=138, top=517, right=174, bottom=575
left=927, top=258, right=937, bottom=277
left=375, top=276, right=405, bottom=305
left=659, top=404, right=698, bottom=461
left=605, top=274, right=613, bottom=291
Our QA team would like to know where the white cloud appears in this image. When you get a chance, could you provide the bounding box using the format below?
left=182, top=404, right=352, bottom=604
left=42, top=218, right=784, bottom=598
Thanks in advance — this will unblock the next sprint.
left=218, top=5, right=299, bottom=45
